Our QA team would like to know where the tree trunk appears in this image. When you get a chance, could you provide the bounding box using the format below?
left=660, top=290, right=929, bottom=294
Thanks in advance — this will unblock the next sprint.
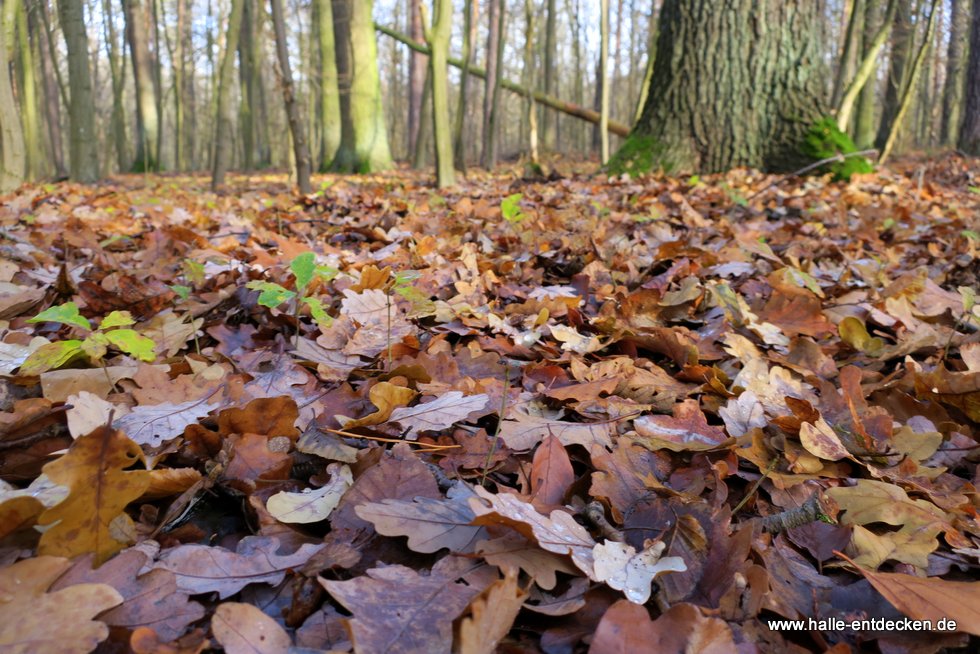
left=238, top=0, right=256, bottom=170
left=542, top=0, right=557, bottom=150
left=407, top=0, right=425, bottom=158
left=599, top=0, right=610, bottom=164
left=837, top=0, right=898, bottom=131
left=452, top=0, right=477, bottom=171
left=102, top=0, right=129, bottom=172
left=959, top=0, right=980, bottom=154
left=123, top=0, right=161, bottom=171
left=880, top=0, right=939, bottom=162
left=331, top=0, right=392, bottom=173
left=482, top=0, right=504, bottom=169
left=30, top=1, right=66, bottom=177
left=316, top=0, right=341, bottom=170
left=270, top=0, right=313, bottom=193
left=421, top=0, right=454, bottom=187
left=942, top=0, right=970, bottom=145
left=616, top=0, right=846, bottom=175
left=0, top=12, right=24, bottom=192
left=833, top=0, right=865, bottom=108
left=210, top=0, right=243, bottom=190
left=181, top=0, right=196, bottom=169
left=875, top=0, right=913, bottom=149
left=523, top=0, right=539, bottom=170
left=57, top=0, right=99, bottom=182
left=854, top=0, right=880, bottom=148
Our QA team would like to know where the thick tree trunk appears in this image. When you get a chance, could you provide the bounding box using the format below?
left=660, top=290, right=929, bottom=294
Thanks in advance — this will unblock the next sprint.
left=942, top=0, right=970, bottom=145
left=210, top=0, right=243, bottom=190
left=316, top=0, right=341, bottom=170
left=123, top=0, right=161, bottom=171
left=7, top=1, right=39, bottom=180
left=331, top=0, right=392, bottom=173
left=0, top=13, right=24, bottom=192
left=57, top=0, right=99, bottom=182
left=960, top=0, right=980, bottom=154
left=421, top=0, right=454, bottom=187
left=238, top=0, right=256, bottom=170
left=270, top=0, right=313, bottom=193
left=616, top=0, right=837, bottom=174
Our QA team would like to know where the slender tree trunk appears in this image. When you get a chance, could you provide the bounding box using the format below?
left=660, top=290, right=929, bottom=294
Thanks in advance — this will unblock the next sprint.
left=173, top=0, right=184, bottom=169
left=833, top=0, right=865, bottom=108
left=837, top=0, right=897, bottom=131
left=8, top=1, right=39, bottom=180
left=316, top=0, right=341, bottom=170
left=959, top=0, right=980, bottom=154
left=238, top=0, right=256, bottom=170
left=123, top=0, right=161, bottom=171
left=880, top=0, right=940, bottom=162
left=482, top=0, right=505, bottom=169
left=942, top=0, right=970, bottom=145
left=420, top=0, right=454, bottom=187
left=0, top=11, right=24, bottom=192
left=30, top=1, right=66, bottom=177
left=181, top=0, right=195, bottom=169
left=876, top=0, right=913, bottom=149
left=412, top=67, right=431, bottom=167
left=152, top=0, right=164, bottom=165
left=571, top=0, right=583, bottom=152
left=523, top=0, right=539, bottom=170
left=102, top=0, right=129, bottom=172
left=599, top=0, right=610, bottom=164
left=211, top=0, right=243, bottom=189
left=408, top=0, right=424, bottom=158
left=270, top=0, right=313, bottom=193
left=633, top=2, right=657, bottom=124
left=452, top=0, right=477, bottom=171
left=57, top=0, right=99, bottom=182
left=542, top=0, right=556, bottom=150
left=854, top=0, right=880, bottom=148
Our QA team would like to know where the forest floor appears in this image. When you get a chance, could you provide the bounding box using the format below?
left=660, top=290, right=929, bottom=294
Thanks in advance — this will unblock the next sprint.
left=0, top=155, right=979, bottom=653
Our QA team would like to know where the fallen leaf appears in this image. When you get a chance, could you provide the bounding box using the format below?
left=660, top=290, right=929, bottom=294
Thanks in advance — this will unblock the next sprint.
left=530, top=434, right=575, bottom=506
left=211, top=602, right=291, bottom=654
left=115, top=397, right=218, bottom=447
left=266, top=463, right=352, bottom=524
left=0, top=556, right=123, bottom=654
left=497, top=408, right=615, bottom=451
left=386, top=391, right=488, bottom=438
left=633, top=400, right=732, bottom=452
left=338, top=381, right=416, bottom=428
left=592, top=540, right=687, bottom=604
left=798, top=418, right=850, bottom=461
left=458, top=569, right=529, bottom=654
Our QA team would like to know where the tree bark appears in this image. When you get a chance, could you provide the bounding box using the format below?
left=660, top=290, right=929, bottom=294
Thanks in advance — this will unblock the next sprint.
left=123, top=0, right=161, bottom=171
left=959, top=0, right=980, bottom=154
left=330, top=0, right=392, bottom=173
left=854, top=0, right=880, bottom=148
left=452, top=0, right=477, bottom=171
left=102, top=0, right=129, bottom=172
left=834, top=0, right=865, bottom=108
left=837, top=0, right=898, bottom=131
left=316, top=0, right=341, bottom=170
left=211, top=0, right=243, bottom=190
left=542, top=0, right=557, bottom=150
left=880, top=0, right=939, bottom=162
left=942, top=0, right=970, bottom=145
left=376, top=23, right=631, bottom=137
left=482, top=0, right=505, bottom=168
left=420, top=0, right=454, bottom=187
left=0, top=11, right=24, bottom=192
left=875, top=0, right=913, bottom=149
left=523, top=0, right=539, bottom=169
left=30, top=1, right=66, bottom=177
left=57, top=0, right=99, bottom=182
left=599, top=0, right=610, bottom=164
left=407, top=0, right=425, bottom=158
left=271, top=0, right=313, bottom=193
left=619, top=0, right=834, bottom=174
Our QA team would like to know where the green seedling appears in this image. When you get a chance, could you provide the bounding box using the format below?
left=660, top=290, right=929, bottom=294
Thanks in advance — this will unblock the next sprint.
left=20, top=304, right=157, bottom=376
left=246, top=252, right=338, bottom=341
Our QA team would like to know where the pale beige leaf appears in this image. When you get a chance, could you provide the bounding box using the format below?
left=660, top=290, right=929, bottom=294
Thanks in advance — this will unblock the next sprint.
left=266, top=464, right=352, bottom=524
left=387, top=391, right=488, bottom=438
left=458, top=569, right=528, bottom=654
left=592, top=540, right=687, bottom=604
left=212, top=602, right=291, bottom=654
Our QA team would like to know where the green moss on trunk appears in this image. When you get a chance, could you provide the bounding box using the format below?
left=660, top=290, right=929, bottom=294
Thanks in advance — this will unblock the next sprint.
left=801, top=117, right=873, bottom=180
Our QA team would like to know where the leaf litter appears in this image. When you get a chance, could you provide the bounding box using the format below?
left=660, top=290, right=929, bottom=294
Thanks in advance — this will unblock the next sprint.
left=0, top=160, right=979, bottom=652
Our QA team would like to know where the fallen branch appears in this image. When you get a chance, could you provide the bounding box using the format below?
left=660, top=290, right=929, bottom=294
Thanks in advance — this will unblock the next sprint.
left=376, top=23, right=632, bottom=137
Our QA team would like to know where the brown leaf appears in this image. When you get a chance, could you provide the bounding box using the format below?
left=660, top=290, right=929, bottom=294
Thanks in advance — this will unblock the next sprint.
left=530, top=434, right=575, bottom=506
left=458, top=569, right=529, bottom=654
left=320, top=565, right=478, bottom=654
left=0, top=556, right=123, bottom=654
left=588, top=600, right=657, bottom=653
left=38, top=426, right=151, bottom=564
left=497, top=407, right=615, bottom=451
left=217, top=396, right=300, bottom=440
left=633, top=400, right=732, bottom=452
left=386, top=391, right=488, bottom=438
left=211, top=602, right=291, bottom=654
left=115, top=397, right=218, bottom=447
left=476, top=533, right=578, bottom=591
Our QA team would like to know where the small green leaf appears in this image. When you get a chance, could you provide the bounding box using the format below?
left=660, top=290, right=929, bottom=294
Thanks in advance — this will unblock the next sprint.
left=246, top=281, right=296, bottom=308
left=301, top=297, right=333, bottom=329
left=81, top=333, right=108, bottom=361
left=182, top=259, right=206, bottom=285
left=501, top=193, right=526, bottom=224
left=959, top=286, right=977, bottom=314
left=290, top=252, right=316, bottom=291
left=316, top=265, right=339, bottom=282
left=170, top=284, right=191, bottom=300
left=838, top=316, right=884, bottom=356
left=28, top=303, right=92, bottom=331
left=961, top=229, right=979, bottom=242
left=99, top=311, right=135, bottom=329
left=19, top=340, right=85, bottom=375
left=968, top=186, right=980, bottom=195
left=105, top=329, right=157, bottom=362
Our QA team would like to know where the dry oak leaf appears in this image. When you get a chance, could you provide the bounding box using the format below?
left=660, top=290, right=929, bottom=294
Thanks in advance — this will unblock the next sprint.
left=386, top=391, right=488, bottom=439
left=217, top=396, right=300, bottom=440
left=530, top=434, right=575, bottom=507
left=266, top=463, right=353, bottom=524
left=38, top=425, right=151, bottom=564
left=114, top=396, right=218, bottom=447
left=149, top=535, right=324, bottom=599
left=320, top=564, right=479, bottom=654
left=468, top=485, right=598, bottom=579
left=354, top=483, right=485, bottom=554
left=633, top=400, right=733, bottom=452
left=338, top=381, right=416, bottom=429
left=592, top=540, right=687, bottom=605
left=590, top=600, right=736, bottom=654
left=476, top=533, right=578, bottom=591
left=0, top=556, right=123, bottom=654
left=844, top=561, right=980, bottom=637
left=457, top=569, right=529, bottom=654
left=496, top=407, right=615, bottom=451
left=51, top=550, right=204, bottom=642
left=799, top=418, right=850, bottom=461
left=718, top=390, right=767, bottom=438
left=211, top=602, right=291, bottom=654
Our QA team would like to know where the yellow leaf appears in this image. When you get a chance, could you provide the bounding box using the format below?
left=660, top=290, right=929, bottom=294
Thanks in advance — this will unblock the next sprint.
left=38, top=426, right=151, bottom=565
left=338, top=382, right=415, bottom=428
